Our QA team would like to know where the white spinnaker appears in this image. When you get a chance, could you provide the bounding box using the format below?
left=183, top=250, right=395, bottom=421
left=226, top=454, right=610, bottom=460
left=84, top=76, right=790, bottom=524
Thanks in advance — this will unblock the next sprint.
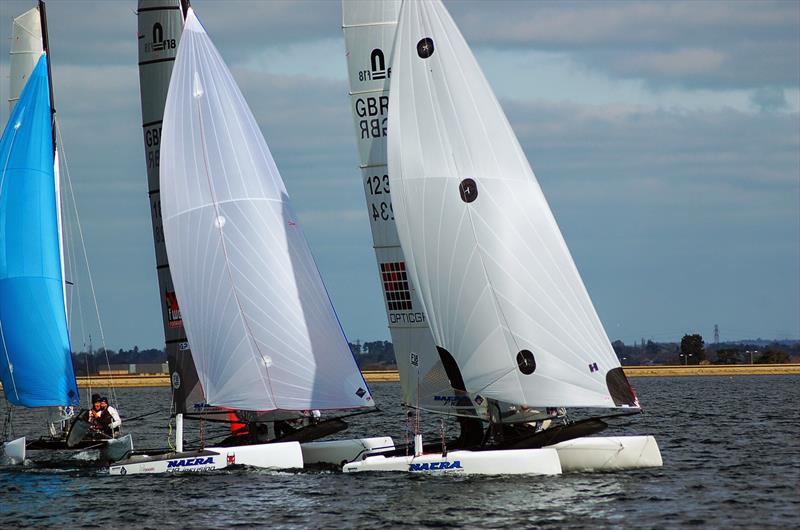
left=161, top=9, right=373, bottom=412
left=342, top=0, right=469, bottom=416
left=9, top=6, right=43, bottom=112
left=388, top=0, right=636, bottom=409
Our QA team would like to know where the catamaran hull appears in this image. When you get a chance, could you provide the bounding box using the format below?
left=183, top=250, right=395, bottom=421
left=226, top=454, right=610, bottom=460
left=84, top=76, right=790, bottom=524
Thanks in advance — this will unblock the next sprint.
left=2, top=434, right=133, bottom=465
left=98, top=434, right=134, bottom=463
left=342, top=448, right=562, bottom=476
left=2, top=436, right=26, bottom=465
left=109, top=441, right=303, bottom=476
left=550, top=435, right=663, bottom=472
left=300, top=436, right=394, bottom=466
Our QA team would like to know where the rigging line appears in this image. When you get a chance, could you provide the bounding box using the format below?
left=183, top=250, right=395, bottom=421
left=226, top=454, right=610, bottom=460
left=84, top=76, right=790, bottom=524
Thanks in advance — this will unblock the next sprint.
left=192, top=67, right=276, bottom=408
left=55, top=119, right=117, bottom=408
left=0, top=125, right=21, bottom=402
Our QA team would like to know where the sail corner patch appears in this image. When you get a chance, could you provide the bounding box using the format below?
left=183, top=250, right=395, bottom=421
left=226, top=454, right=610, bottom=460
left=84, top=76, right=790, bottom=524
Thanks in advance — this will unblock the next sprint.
left=417, top=38, right=435, bottom=59
left=459, top=178, right=478, bottom=203
left=606, top=367, right=637, bottom=406
left=516, top=350, right=536, bottom=375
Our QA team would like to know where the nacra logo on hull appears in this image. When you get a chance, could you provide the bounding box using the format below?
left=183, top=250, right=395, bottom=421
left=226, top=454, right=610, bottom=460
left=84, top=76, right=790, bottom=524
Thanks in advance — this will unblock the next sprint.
left=167, top=457, right=215, bottom=470
left=409, top=460, right=463, bottom=472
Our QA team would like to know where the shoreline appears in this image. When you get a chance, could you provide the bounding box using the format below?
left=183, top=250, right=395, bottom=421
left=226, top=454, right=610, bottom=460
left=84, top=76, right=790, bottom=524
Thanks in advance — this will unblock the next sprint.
left=1, top=364, right=796, bottom=390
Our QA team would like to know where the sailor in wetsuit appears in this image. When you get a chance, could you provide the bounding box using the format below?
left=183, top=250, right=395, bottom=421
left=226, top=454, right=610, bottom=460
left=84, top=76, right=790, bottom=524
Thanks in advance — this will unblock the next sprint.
left=88, top=395, right=111, bottom=436
left=99, top=397, right=122, bottom=437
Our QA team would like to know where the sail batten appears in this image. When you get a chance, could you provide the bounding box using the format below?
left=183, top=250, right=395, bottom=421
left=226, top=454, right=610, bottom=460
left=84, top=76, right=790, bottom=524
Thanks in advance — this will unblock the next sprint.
left=161, top=9, right=373, bottom=412
left=388, top=0, right=638, bottom=409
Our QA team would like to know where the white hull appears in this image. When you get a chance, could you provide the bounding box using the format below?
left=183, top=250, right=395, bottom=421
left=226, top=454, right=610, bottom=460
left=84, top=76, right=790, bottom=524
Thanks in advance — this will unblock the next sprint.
left=300, top=436, right=394, bottom=466
left=343, top=448, right=562, bottom=476
left=109, top=441, right=302, bottom=476
left=550, top=435, right=663, bottom=472
left=2, top=436, right=26, bottom=465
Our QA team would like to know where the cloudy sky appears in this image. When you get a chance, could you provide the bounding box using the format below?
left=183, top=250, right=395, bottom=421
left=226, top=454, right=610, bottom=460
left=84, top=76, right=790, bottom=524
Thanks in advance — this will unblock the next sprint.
left=1, top=0, right=797, bottom=350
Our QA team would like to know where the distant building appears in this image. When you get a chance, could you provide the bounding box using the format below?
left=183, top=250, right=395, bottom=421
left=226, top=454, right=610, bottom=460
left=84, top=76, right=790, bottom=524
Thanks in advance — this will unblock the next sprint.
left=98, top=363, right=169, bottom=375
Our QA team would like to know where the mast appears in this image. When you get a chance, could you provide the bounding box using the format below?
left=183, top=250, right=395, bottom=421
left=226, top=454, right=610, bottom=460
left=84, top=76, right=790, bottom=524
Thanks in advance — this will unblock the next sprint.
left=342, top=0, right=470, bottom=418
left=137, top=0, right=203, bottom=413
left=37, top=1, right=56, bottom=157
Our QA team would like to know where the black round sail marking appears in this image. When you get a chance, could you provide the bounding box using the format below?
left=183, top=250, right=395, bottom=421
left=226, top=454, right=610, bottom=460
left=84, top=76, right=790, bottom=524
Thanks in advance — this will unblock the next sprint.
left=517, top=350, right=536, bottom=375
left=417, top=37, right=435, bottom=59
left=459, top=178, right=478, bottom=203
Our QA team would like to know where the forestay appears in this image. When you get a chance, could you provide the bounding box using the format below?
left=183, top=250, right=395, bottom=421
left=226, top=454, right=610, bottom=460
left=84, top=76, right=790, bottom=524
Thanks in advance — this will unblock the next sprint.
left=160, top=9, right=373, bottom=412
left=342, top=0, right=470, bottom=417
left=0, top=56, right=79, bottom=407
left=388, top=0, right=638, bottom=409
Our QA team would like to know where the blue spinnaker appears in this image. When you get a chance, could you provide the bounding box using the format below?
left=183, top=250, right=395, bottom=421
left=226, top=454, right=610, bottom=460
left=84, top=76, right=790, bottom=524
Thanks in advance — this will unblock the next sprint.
left=0, top=55, right=78, bottom=407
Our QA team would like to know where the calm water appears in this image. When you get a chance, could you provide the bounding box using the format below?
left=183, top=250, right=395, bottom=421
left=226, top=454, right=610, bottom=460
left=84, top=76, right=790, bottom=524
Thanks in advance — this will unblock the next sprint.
left=2, top=376, right=799, bottom=528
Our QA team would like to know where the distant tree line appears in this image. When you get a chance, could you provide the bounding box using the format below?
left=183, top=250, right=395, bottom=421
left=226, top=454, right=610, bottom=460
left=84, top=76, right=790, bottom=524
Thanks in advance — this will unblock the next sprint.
left=71, top=346, right=166, bottom=376
left=70, top=335, right=797, bottom=376
left=349, top=340, right=396, bottom=369
left=612, top=335, right=798, bottom=366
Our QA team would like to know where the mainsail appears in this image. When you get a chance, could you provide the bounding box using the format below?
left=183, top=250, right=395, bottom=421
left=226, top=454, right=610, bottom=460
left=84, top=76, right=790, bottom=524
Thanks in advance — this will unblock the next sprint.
left=8, top=6, right=43, bottom=112
left=0, top=55, right=78, bottom=407
left=160, top=8, right=374, bottom=412
left=388, top=0, right=638, bottom=409
left=342, top=0, right=470, bottom=417
left=137, top=0, right=203, bottom=413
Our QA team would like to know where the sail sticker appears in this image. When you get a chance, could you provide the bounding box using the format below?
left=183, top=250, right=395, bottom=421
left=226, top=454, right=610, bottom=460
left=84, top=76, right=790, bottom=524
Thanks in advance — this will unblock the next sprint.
left=589, top=362, right=599, bottom=373
left=410, top=352, right=419, bottom=367
left=370, top=49, right=387, bottom=80
left=171, top=371, right=181, bottom=390
left=144, top=22, right=176, bottom=54
left=380, top=262, right=413, bottom=311
left=356, top=387, right=367, bottom=398
left=516, top=350, right=536, bottom=375
left=459, top=179, right=478, bottom=203
left=354, top=96, right=388, bottom=140
left=417, top=37, right=435, bottom=59
left=165, top=291, right=183, bottom=328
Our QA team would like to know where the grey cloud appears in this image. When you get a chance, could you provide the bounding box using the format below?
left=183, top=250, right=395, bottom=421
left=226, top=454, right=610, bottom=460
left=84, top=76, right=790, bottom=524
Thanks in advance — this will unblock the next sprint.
left=0, top=0, right=342, bottom=68
left=750, top=86, right=789, bottom=112
left=0, top=1, right=795, bottom=347
left=449, top=0, right=799, bottom=90
left=502, top=99, right=799, bottom=340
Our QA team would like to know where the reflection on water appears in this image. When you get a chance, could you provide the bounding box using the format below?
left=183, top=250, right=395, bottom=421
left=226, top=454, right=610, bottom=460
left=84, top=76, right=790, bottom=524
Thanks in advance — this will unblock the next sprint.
left=2, top=377, right=799, bottom=528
